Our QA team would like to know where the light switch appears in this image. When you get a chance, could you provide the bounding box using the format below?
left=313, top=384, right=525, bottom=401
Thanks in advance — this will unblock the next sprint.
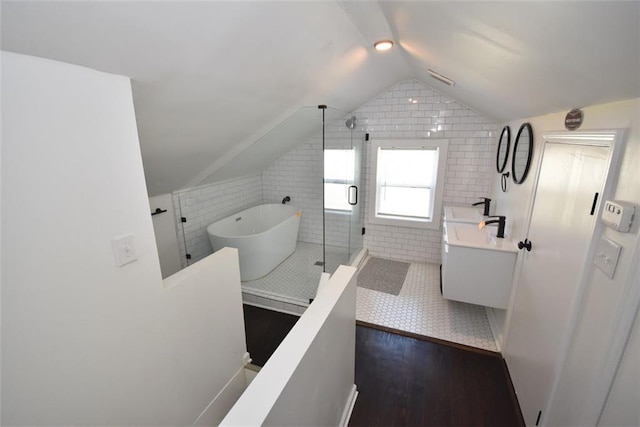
left=112, top=234, right=137, bottom=267
left=593, top=236, right=621, bottom=279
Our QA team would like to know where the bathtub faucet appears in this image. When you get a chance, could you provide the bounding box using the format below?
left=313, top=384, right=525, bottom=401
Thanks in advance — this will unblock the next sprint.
left=282, top=196, right=291, bottom=204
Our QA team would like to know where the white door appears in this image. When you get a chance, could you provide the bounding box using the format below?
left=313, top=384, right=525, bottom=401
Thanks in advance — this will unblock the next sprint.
left=505, top=141, right=610, bottom=426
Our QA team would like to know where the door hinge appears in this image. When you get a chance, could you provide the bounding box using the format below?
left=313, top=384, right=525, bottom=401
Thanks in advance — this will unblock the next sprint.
left=362, top=227, right=366, bottom=235
left=186, top=254, right=191, bottom=260
left=181, top=216, right=187, bottom=223
left=365, top=133, right=370, bottom=141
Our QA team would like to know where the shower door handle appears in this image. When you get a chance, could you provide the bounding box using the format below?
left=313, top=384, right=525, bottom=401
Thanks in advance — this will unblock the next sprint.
left=348, top=185, right=358, bottom=206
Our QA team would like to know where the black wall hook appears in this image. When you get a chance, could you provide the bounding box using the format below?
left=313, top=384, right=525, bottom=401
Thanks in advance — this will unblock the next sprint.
left=501, top=172, right=510, bottom=193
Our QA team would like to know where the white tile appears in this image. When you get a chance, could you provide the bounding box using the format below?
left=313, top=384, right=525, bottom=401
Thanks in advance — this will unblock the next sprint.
left=243, top=247, right=497, bottom=352
left=241, top=241, right=348, bottom=306
left=356, top=256, right=498, bottom=352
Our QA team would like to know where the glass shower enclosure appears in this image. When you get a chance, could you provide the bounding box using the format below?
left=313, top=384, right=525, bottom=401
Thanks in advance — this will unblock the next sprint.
left=320, top=106, right=365, bottom=274
left=172, top=104, right=365, bottom=308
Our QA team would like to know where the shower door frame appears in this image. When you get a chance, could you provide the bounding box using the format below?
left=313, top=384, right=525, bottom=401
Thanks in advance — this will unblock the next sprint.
left=321, top=107, right=365, bottom=273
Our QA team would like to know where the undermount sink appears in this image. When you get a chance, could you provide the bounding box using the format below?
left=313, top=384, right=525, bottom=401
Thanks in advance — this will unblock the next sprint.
left=454, top=226, right=495, bottom=245
left=444, top=222, right=518, bottom=253
left=443, top=206, right=484, bottom=223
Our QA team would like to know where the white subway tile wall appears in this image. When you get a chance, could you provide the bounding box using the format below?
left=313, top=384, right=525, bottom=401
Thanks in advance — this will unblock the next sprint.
left=172, top=80, right=497, bottom=267
left=261, top=135, right=324, bottom=244
left=359, top=81, right=497, bottom=263
left=172, top=175, right=263, bottom=266
left=261, top=118, right=366, bottom=251
left=263, top=80, right=497, bottom=263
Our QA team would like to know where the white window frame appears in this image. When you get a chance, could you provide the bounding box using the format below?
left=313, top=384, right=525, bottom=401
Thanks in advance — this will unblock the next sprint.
left=368, top=139, right=448, bottom=230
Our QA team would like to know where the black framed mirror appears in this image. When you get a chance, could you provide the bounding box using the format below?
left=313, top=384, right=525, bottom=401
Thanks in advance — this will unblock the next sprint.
left=496, top=126, right=511, bottom=173
left=512, top=123, right=533, bottom=184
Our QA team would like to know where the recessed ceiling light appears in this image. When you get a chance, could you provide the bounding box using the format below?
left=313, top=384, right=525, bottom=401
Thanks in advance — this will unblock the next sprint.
left=374, top=40, right=394, bottom=51
left=427, top=69, right=455, bottom=87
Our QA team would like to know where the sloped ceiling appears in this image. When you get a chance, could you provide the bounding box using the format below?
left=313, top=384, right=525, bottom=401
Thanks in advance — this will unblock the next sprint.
left=2, top=1, right=639, bottom=196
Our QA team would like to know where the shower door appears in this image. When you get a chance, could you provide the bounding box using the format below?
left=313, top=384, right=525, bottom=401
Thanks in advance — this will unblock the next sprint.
left=323, top=110, right=364, bottom=273
left=348, top=124, right=364, bottom=265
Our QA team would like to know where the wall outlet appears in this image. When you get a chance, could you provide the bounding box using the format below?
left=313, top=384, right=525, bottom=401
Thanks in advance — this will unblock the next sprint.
left=112, top=234, right=137, bottom=267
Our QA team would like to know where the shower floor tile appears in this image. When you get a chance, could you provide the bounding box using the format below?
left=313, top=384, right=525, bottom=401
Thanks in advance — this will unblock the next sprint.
left=241, top=241, right=348, bottom=306
left=356, top=258, right=498, bottom=352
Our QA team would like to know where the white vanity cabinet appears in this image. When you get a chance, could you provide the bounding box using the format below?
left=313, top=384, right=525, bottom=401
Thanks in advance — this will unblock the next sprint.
left=441, top=220, right=517, bottom=309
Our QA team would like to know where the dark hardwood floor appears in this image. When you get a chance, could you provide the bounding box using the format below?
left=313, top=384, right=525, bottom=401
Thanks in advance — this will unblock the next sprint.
left=350, top=326, right=524, bottom=427
left=243, top=304, right=300, bottom=367
left=242, top=304, right=524, bottom=426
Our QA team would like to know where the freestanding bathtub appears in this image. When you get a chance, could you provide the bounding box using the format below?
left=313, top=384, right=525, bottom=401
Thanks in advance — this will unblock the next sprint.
left=207, top=204, right=301, bottom=281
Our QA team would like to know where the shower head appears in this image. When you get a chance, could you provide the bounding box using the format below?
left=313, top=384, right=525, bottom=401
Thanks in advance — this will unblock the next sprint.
left=345, top=116, right=356, bottom=130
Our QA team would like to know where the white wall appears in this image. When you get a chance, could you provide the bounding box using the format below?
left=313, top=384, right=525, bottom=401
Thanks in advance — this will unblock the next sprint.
left=221, top=265, right=358, bottom=426
left=262, top=80, right=498, bottom=263
left=149, top=194, right=182, bottom=278
left=1, top=52, right=247, bottom=425
left=598, top=303, right=640, bottom=426
left=489, top=99, right=640, bottom=424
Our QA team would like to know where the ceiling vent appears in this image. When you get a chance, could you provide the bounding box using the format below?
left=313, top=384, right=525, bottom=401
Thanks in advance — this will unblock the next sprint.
left=427, top=69, right=455, bottom=87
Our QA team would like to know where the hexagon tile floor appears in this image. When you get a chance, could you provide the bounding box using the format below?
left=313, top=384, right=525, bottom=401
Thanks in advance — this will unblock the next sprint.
left=356, top=258, right=499, bottom=352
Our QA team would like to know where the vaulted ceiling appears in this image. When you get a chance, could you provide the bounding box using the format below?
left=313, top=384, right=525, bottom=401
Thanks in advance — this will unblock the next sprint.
left=3, top=1, right=639, bottom=196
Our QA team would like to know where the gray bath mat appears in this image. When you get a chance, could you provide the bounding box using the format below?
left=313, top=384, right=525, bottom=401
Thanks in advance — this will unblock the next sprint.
left=357, top=257, right=410, bottom=296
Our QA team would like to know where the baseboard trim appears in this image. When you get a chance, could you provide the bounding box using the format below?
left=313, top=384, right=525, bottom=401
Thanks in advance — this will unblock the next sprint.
left=486, top=307, right=503, bottom=353
left=242, top=301, right=302, bottom=317
left=193, top=366, right=247, bottom=426
left=356, top=320, right=501, bottom=357
left=339, top=384, right=359, bottom=427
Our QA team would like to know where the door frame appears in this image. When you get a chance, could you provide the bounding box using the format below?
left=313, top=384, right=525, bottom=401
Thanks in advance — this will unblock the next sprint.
left=502, top=129, right=626, bottom=425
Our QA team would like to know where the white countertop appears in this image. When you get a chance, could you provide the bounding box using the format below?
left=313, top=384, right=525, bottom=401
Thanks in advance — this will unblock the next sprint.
left=444, top=222, right=519, bottom=253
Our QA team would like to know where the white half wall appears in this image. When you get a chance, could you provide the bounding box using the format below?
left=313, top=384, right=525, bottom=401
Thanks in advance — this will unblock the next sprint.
left=221, top=265, right=358, bottom=427
left=1, top=51, right=247, bottom=426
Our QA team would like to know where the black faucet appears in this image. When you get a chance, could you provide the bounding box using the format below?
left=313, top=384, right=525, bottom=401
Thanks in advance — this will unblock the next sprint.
left=472, top=197, right=492, bottom=216
left=483, top=215, right=506, bottom=238
left=282, top=196, right=291, bottom=204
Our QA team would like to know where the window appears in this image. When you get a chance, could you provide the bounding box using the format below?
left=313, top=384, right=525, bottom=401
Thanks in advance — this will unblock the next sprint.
left=369, top=139, right=448, bottom=229
left=324, top=149, right=355, bottom=211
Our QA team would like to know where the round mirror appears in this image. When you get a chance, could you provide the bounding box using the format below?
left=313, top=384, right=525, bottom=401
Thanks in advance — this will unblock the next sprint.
left=512, top=123, right=533, bottom=184
left=496, top=126, right=511, bottom=173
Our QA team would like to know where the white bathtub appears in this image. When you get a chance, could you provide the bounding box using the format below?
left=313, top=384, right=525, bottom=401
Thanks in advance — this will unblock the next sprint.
left=207, top=204, right=301, bottom=281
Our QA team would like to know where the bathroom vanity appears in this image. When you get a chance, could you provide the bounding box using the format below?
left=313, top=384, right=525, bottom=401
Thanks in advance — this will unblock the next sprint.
left=441, top=207, right=518, bottom=309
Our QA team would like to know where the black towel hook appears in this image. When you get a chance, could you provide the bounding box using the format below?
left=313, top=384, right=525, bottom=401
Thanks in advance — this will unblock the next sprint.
left=501, top=172, right=510, bottom=193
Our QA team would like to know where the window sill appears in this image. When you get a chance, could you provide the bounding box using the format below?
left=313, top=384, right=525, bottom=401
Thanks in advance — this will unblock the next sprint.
left=369, top=214, right=441, bottom=230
